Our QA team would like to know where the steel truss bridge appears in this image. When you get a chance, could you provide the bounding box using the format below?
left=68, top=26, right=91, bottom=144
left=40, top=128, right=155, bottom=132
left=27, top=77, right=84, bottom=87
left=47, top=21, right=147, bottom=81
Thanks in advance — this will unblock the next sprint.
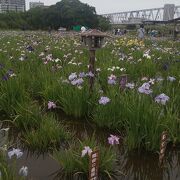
left=102, top=5, right=180, bottom=24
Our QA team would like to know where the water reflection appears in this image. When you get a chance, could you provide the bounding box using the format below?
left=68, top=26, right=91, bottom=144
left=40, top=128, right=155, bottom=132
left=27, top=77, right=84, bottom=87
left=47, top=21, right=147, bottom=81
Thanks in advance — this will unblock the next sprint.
left=117, top=148, right=180, bottom=180
left=163, top=149, right=180, bottom=180
left=12, top=111, right=180, bottom=180
left=14, top=148, right=180, bottom=180
left=12, top=151, right=59, bottom=180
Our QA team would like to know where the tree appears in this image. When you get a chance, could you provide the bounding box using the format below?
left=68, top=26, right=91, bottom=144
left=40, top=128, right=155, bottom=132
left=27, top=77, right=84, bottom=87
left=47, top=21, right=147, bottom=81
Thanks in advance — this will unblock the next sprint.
left=0, top=0, right=110, bottom=31
left=97, top=15, right=111, bottom=31
left=49, top=0, right=98, bottom=29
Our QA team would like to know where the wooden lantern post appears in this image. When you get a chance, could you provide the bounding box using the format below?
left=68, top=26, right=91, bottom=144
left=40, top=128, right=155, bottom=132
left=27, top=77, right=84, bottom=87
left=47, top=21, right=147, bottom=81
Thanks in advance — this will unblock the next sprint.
left=89, top=48, right=96, bottom=91
left=81, top=29, right=108, bottom=92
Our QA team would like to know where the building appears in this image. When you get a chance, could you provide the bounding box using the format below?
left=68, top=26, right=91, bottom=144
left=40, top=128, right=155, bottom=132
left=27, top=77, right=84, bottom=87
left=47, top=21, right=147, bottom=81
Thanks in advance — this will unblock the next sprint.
left=0, top=0, right=26, bottom=13
left=163, top=4, right=175, bottom=21
left=29, top=1, right=44, bottom=9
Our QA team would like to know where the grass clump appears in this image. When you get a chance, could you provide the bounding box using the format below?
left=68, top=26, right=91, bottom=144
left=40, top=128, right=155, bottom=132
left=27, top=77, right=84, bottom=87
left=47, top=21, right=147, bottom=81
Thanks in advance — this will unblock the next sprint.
left=12, top=101, right=43, bottom=132
left=52, top=136, right=121, bottom=180
left=21, top=115, right=71, bottom=153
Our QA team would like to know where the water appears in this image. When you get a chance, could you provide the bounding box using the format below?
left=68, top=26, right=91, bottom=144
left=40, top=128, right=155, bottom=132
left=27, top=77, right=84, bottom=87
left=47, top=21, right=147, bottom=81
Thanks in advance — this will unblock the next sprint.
left=13, top=146, right=180, bottom=180
left=11, top=151, right=59, bottom=180
left=117, top=148, right=180, bottom=180
left=8, top=111, right=180, bottom=180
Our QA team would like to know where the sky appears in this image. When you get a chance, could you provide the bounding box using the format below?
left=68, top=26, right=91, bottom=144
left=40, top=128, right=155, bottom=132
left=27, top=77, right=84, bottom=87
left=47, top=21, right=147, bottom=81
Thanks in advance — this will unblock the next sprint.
left=26, top=0, right=180, bottom=14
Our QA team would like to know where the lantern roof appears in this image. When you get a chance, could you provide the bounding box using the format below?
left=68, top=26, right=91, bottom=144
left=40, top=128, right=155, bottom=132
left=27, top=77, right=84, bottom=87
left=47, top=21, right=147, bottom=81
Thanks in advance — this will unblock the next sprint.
left=81, top=29, right=108, bottom=37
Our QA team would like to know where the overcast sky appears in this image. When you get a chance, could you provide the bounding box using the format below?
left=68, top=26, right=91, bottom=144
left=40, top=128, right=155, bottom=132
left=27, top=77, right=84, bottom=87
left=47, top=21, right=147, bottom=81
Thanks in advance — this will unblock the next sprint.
left=26, top=0, right=180, bottom=14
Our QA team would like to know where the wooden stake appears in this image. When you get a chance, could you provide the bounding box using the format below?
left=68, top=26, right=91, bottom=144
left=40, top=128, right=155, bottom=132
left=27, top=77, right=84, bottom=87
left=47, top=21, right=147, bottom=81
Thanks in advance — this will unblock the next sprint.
left=159, top=131, right=168, bottom=166
left=89, top=150, right=99, bottom=180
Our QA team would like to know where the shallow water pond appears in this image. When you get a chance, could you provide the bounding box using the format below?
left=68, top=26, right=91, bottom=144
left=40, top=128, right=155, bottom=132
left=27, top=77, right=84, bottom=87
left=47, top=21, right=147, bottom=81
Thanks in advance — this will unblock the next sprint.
left=11, top=114, right=180, bottom=180
left=13, top=147, right=180, bottom=180
left=10, top=152, right=59, bottom=180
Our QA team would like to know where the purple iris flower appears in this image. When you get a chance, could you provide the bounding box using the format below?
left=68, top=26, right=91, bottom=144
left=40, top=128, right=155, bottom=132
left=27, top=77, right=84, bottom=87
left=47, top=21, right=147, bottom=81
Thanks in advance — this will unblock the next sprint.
left=99, top=96, right=110, bottom=105
left=138, top=83, right=152, bottom=95
left=26, top=45, right=34, bottom=52
left=155, top=93, right=169, bottom=105
left=167, top=76, right=176, bottom=82
left=8, top=148, right=23, bottom=159
left=126, top=83, right=135, bottom=89
left=108, top=79, right=116, bottom=85
left=71, top=78, right=84, bottom=86
left=68, top=73, right=77, bottom=81
left=48, top=101, right=57, bottom=109
left=7, top=69, right=14, bottom=75
left=81, top=146, right=92, bottom=157
left=2, top=74, right=9, bottom=81
left=79, top=72, right=86, bottom=78
left=86, top=71, right=94, bottom=77
left=108, top=135, right=120, bottom=145
left=108, top=74, right=116, bottom=85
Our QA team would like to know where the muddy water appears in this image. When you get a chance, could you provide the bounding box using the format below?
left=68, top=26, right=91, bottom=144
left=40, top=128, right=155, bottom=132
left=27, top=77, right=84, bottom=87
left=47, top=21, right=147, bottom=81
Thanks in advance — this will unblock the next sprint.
left=13, top=113, right=180, bottom=180
left=15, top=144, right=180, bottom=180
left=117, top=149, right=180, bottom=180
left=13, top=152, right=59, bottom=180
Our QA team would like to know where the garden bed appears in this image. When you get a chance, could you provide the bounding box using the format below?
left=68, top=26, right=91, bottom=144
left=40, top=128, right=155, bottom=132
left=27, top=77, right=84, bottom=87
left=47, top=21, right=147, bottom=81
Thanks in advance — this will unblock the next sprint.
left=0, top=31, right=180, bottom=179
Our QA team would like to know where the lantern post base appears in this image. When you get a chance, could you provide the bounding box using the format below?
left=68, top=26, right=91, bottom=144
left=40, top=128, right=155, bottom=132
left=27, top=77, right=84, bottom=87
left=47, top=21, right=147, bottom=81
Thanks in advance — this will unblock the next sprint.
left=89, top=49, right=96, bottom=92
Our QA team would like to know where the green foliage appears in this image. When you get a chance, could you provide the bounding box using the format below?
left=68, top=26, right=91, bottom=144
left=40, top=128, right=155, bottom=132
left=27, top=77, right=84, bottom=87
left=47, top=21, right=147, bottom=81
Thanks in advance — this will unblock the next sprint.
left=21, top=115, right=71, bottom=153
left=0, top=77, right=29, bottom=116
left=0, top=151, right=24, bottom=180
left=12, top=101, right=43, bottom=132
left=53, top=136, right=119, bottom=180
left=98, top=15, right=111, bottom=31
left=126, top=24, right=136, bottom=30
left=0, top=12, right=27, bottom=29
left=57, top=81, right=94, bottom=118
left=0, top=32, right=179, bottom=154
left=0, top=127, right=25, bottom=180
left=93, top=89, right=125, bottom=129
left=0, top=0, right=109, bottom=30
left=53, top=0, right=98, bottom=29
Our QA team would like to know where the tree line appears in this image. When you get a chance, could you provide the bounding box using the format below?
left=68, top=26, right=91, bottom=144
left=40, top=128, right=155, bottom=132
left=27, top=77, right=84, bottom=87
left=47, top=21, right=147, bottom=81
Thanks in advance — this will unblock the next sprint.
left=0, top=0, right=111, bottom=31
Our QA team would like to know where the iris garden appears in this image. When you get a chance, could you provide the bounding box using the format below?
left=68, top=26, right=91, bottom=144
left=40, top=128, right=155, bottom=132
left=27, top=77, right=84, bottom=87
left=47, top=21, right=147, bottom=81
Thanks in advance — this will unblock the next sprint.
left=0, top=31, right=180, bottom=179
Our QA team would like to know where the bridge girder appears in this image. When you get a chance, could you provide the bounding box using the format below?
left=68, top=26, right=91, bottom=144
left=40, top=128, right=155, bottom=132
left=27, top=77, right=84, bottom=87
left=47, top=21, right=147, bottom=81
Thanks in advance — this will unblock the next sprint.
left=102, top=6, right=180, bottom=24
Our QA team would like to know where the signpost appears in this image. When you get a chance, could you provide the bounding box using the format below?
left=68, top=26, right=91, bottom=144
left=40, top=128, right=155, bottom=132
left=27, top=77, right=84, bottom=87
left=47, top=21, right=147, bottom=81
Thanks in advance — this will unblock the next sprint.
left=89, top=150, right=99, bottom=180
left=159, top=131, right=168, bottom=166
